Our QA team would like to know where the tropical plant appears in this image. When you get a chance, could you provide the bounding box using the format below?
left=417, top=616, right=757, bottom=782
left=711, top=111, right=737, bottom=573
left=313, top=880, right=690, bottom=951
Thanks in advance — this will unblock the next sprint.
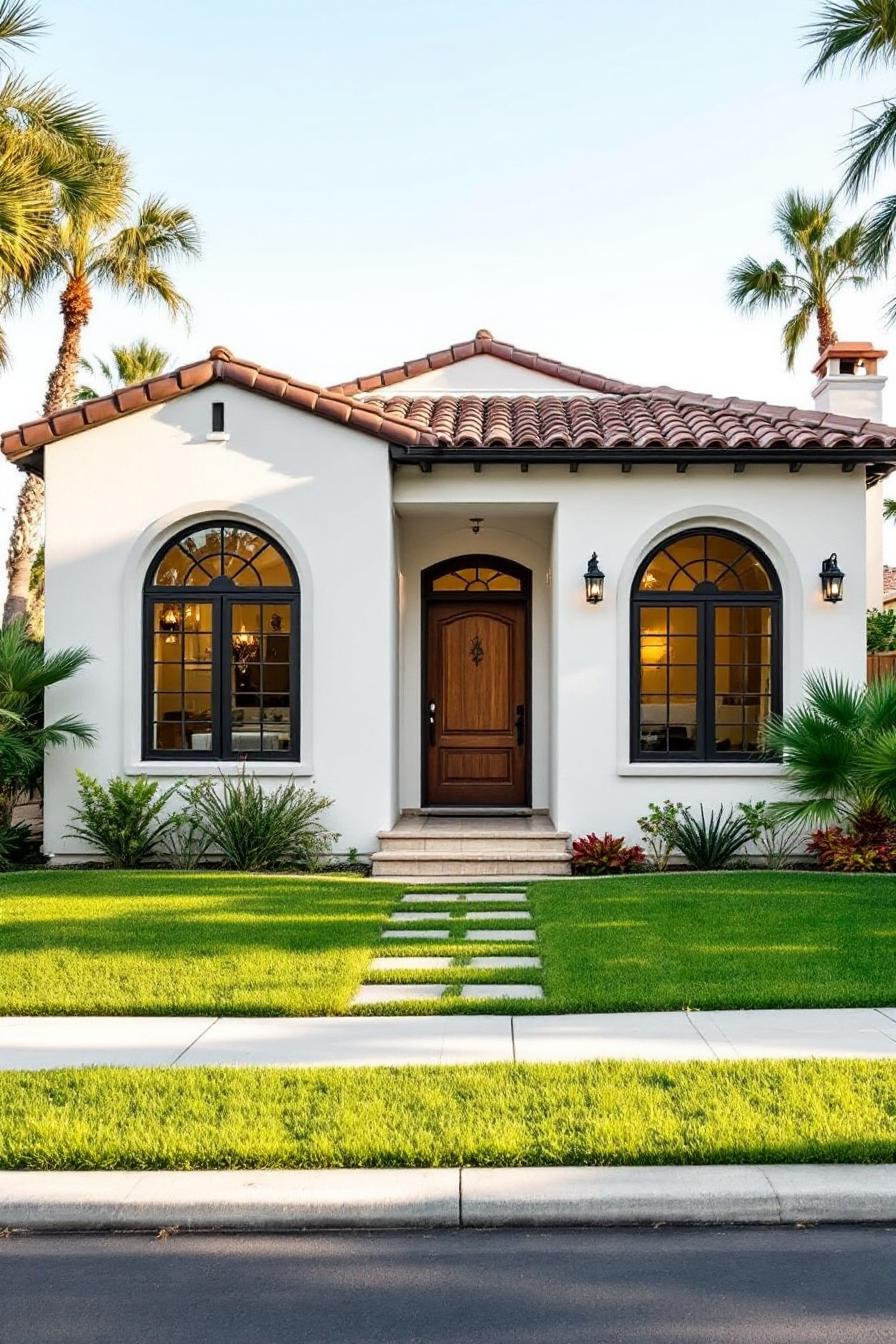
left=571, top=832, right=645, bottom=876
left=762, top=670, right=896, bottom=827
left=0, top=817, right=35, bottom=869
left=637, top=800, right=685, bottom=871
left=0, top=617, right=93, bottom=829
left=868, top=606, right=896, bottom=652
left=737, top=800, right=806, bottom=869
left=65, top=772, right=181, bottom=867
left=160, top=781, right=213, bottom=869
left=76, top=338, right=170, bottom=399
left=728, top=190, right=873, bottom=369
left=671, top=805, right=752, bottom=870
left=806, top=1, right=896, bottom=287
left=885, top=498, right=896, bottom=520
left=810, top=822, right=896, bottom=871
left=192, top=772, right=337, bottom=871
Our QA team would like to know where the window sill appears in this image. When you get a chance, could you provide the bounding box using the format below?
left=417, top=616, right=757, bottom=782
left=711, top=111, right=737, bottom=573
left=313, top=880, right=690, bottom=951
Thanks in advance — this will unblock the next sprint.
left=126, top=760, right=314, bottom=778
left=617, top=762, right=787, bottom=778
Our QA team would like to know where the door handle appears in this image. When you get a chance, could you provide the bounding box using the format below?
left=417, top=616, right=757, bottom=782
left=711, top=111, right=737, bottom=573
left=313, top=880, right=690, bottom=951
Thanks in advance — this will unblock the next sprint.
left=428, top=700, right=437, bottom=746
left=515, top=703, right=525, bottom=747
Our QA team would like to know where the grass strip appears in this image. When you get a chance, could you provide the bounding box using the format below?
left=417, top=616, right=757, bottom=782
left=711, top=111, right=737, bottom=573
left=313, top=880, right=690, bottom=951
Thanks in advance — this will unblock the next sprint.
left=2, top=1060, right=896, bottom=1169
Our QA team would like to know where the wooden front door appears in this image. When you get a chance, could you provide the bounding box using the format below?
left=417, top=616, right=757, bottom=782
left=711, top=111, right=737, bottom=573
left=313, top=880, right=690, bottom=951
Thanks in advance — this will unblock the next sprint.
left=424, top=598, right=529, bottom=806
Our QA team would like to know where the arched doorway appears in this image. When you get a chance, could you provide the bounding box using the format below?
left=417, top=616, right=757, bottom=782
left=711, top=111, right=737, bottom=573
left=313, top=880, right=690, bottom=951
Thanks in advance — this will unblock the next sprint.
left=421, top=555, right=531, bottom=807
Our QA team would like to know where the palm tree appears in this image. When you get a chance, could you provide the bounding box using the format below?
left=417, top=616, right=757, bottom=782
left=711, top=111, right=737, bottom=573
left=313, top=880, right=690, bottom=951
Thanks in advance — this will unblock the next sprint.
left=728, top=190, right=873, bottom=369
left=0, top=0, right=113, bottom=360
left=3, top=153, right=199, bottom=628
left=77, top=338, right=171, bottom=400
left=806, top=2, right=896, bottom=283
left=763, top=670, right=896, bottom=826
left=0, top=617, right=94, bottom=836
left=885, top=498, right=896, bottom=520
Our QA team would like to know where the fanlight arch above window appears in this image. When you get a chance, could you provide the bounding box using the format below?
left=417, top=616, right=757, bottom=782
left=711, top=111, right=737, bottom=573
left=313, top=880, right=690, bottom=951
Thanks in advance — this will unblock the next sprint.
left=151, top=524, right=294, bottom=589
left=636, top=531, right=778, bottom=596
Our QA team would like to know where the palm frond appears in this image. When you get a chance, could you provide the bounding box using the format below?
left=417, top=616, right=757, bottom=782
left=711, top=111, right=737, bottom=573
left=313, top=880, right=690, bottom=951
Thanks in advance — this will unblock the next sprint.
left=843, top=99, right=896, bottom=198
left=110, top=339, right=169, bottom=384
left=90, top=195, right=200, bottom=320
left=774, top=189, right=836, bottom=251
left=781, top=302, right=815, bottom=370
left=0, top=72, right=107, bottom=151
left=727, top=257, right=797, bottom=311
left=860, top=193, right=896, bottom=273
left=802, top=668, right=865, bottom=728
left=804, top=0, right=896, bottom=79
left=0, top=0, right=44, bottom=64
left=884, top=497, right=896, bottom=519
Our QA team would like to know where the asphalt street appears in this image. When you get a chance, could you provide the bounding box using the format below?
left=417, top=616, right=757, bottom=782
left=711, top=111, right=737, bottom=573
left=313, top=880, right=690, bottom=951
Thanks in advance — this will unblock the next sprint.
left=2, top=1226, right=896, bottom=1343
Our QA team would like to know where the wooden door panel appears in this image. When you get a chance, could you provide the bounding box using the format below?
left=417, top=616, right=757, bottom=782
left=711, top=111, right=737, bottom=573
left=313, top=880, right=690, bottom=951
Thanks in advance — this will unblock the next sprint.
left=425, top=599, right=528, bottom=806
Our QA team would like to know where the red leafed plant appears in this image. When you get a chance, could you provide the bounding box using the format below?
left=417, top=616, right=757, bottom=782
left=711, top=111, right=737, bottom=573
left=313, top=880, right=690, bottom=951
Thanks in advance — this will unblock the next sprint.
left=571, top=832, right=645, bottom=876
left=809, top=827, right=896, bottom=873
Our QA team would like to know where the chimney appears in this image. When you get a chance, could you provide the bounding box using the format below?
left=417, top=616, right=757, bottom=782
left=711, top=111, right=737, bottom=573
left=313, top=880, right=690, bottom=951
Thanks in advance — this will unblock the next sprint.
left=812, top=343, right=890, bottom=612
left=811, top=341, right=888, bottom=421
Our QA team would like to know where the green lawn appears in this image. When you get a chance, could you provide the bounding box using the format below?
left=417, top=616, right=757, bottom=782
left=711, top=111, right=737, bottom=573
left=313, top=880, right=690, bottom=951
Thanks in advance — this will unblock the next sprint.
left=1, top=869, right=895, bottom=1015
left=2, top=1060, right=896, bottom=1169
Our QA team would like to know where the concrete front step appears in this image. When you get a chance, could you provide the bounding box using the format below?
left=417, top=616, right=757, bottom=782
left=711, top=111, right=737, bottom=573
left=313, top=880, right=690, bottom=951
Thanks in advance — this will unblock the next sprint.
left=376, top=832, right=571, bottom=857
left=371, top=850, right=571, bottom=878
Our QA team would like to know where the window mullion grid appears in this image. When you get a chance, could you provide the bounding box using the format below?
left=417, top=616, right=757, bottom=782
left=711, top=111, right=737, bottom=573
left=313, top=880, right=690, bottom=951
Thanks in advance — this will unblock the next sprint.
left=215, top=594, right=225, bottom=758
left=702, top=600, right=712, bottom=761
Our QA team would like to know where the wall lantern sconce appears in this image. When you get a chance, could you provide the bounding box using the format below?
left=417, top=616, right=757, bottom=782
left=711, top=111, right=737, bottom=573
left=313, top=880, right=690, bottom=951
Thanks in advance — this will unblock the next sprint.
left=820, top=553, right=844, bottom=603
left=584, top=552, right=605, bottom=604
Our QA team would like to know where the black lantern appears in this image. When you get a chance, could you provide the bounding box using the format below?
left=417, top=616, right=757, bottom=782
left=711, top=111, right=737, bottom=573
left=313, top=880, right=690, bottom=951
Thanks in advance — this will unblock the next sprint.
left=584, top=552, right=605, bottom=604
left=820, top=553, right=844, bottom=603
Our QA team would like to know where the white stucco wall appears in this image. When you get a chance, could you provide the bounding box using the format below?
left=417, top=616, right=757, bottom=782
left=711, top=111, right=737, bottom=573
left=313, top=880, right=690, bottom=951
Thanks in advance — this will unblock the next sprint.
left=42, top=385, right=398, bottom=858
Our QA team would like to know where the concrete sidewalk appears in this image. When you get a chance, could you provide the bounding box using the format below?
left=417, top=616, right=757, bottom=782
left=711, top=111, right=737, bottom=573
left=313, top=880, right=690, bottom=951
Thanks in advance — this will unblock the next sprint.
left=3, top=1006, right=896, bottom=1069
left=4, top=1165, right=896, bottom=1229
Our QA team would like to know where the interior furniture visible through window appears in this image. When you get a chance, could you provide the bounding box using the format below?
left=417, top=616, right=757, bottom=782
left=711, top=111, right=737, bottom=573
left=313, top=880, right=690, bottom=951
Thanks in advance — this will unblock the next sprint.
left=143, top=522, right=299, bottom=759
left=631, top=529, right=781, bottom=761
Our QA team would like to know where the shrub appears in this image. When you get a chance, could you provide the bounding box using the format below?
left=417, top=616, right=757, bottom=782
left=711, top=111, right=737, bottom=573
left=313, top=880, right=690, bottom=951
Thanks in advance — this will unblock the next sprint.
left=571, top=832, right=645, bottom=876
left=737, top=800, right=805, bottom=869
left=637, top=801, right=684, bottom=871
left=161, top=782, right=214, bottom=869
left=868, top=608, right=896, bottom=654
left=671, top=805, right=751, bottom=870
left=810, top=826, right=896, bottom=873
left=192, top=772, right=337, bottom=871
left=66, top=773, right=181, bottom=867
left=0, top=819, right=38, bottom=870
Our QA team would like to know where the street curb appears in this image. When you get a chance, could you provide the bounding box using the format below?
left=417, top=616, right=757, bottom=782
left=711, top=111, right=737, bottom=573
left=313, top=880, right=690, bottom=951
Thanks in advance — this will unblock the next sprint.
left=3, top=1165, right=896, bottom=1230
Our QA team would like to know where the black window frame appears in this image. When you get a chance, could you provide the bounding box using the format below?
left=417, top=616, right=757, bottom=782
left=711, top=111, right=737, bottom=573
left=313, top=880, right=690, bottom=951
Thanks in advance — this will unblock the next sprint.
left=143, top=522, right=300, bottom=762
left=630, top=528, right=782, bottom=763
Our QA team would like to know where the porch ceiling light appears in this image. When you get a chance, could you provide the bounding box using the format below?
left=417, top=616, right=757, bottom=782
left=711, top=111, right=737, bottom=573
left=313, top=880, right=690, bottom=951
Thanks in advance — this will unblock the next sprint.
left=584, top=552, right=605, bottom=604
left=820, top=552, right=844, bottom=603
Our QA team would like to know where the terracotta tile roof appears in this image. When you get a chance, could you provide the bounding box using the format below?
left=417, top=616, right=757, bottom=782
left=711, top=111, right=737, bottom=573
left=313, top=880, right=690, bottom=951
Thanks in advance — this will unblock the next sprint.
left=329, top=328, right=643, bottom=397
left=0, top=347, right=440, bottom=465
left=364, top=391, right=896, bottom=455
left=4, top=335, right=896, bottom=472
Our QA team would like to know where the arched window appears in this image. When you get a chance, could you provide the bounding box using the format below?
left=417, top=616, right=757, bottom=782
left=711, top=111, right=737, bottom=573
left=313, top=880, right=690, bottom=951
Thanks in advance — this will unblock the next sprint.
left=143, top=522, right=299, bottom=759
left=631, top=529, right=781, bottom=761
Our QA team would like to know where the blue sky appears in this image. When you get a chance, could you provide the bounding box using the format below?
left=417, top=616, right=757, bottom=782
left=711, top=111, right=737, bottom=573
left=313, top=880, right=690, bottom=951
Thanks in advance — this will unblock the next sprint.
left=2, top=0, right=896, bottom=557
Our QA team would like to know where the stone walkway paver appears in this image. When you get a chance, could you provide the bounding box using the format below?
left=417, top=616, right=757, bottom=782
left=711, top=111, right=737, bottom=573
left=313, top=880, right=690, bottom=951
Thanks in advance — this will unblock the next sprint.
left=362, top=887, right=542, bottom=1005
left=5, top=1007, right=896, bottom=1070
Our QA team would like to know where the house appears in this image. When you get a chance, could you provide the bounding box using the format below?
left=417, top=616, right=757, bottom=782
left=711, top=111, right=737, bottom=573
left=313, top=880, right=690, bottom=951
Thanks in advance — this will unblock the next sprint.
left=883, top=565, right=896, bottom=611
left=2, top=331, right=894, bottom=877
